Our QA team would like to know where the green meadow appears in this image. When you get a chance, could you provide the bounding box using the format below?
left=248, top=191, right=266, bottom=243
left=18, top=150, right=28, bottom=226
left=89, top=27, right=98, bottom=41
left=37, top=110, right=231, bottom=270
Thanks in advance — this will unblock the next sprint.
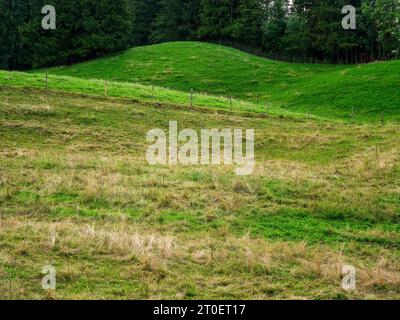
left=39, top=42, right=400, bottom=122
left=0, top=42, right=399, bottom=299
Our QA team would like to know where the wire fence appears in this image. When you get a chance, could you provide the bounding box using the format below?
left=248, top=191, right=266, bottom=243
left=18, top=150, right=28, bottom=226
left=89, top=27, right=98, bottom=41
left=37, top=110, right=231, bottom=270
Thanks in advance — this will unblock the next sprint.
left=0, top=71, right=397, bottom=125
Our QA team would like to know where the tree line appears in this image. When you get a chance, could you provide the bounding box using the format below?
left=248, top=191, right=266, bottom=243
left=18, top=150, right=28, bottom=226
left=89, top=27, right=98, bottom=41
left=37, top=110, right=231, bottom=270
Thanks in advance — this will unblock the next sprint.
left=1, top=0, right=399, bottom=70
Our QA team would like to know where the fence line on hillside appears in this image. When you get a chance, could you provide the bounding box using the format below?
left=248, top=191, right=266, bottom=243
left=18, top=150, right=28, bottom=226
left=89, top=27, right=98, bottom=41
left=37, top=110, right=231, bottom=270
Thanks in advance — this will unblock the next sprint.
left=39, top=73, right=395, bottom=125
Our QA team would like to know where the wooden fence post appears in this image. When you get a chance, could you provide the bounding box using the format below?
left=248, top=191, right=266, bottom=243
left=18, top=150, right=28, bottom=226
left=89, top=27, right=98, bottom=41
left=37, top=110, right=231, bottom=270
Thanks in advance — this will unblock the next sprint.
left=45, top=72, right=48, bottom=91
left=190, top=89, right=193, bottom=107
left=381, top=112, right=385, bottom=126
left=104, top=80, right=108, bottom=96
left=229, top=95, right=232, bottom=112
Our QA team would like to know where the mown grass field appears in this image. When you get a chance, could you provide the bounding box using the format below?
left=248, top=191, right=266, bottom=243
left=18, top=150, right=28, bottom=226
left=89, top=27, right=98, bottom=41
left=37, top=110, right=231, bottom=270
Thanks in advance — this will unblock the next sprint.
left=1, top=42, right=400, bottom=299
left=39, top=42, right=400, bottom=122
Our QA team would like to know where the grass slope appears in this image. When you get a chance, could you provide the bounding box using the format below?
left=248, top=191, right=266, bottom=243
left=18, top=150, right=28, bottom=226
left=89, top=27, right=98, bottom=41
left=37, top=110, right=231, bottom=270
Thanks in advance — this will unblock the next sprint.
left=1, top=41, right=399, bottom=300
left=0, top=70, right=304, bottom=119
left=0, top=86, right=399, bottom=299
left=40, top=42, right=400, bottom=122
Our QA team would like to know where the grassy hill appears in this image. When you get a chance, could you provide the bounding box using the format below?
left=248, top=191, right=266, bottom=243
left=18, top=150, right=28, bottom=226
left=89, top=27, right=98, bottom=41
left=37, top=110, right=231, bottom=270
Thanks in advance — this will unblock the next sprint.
left=1, top=42, right=400, bottom=299
left=0, top=70, right=268, bottom=116
left=39, top=42, right=400, bottom=122
left=1, top=85, right=399, bottom=299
